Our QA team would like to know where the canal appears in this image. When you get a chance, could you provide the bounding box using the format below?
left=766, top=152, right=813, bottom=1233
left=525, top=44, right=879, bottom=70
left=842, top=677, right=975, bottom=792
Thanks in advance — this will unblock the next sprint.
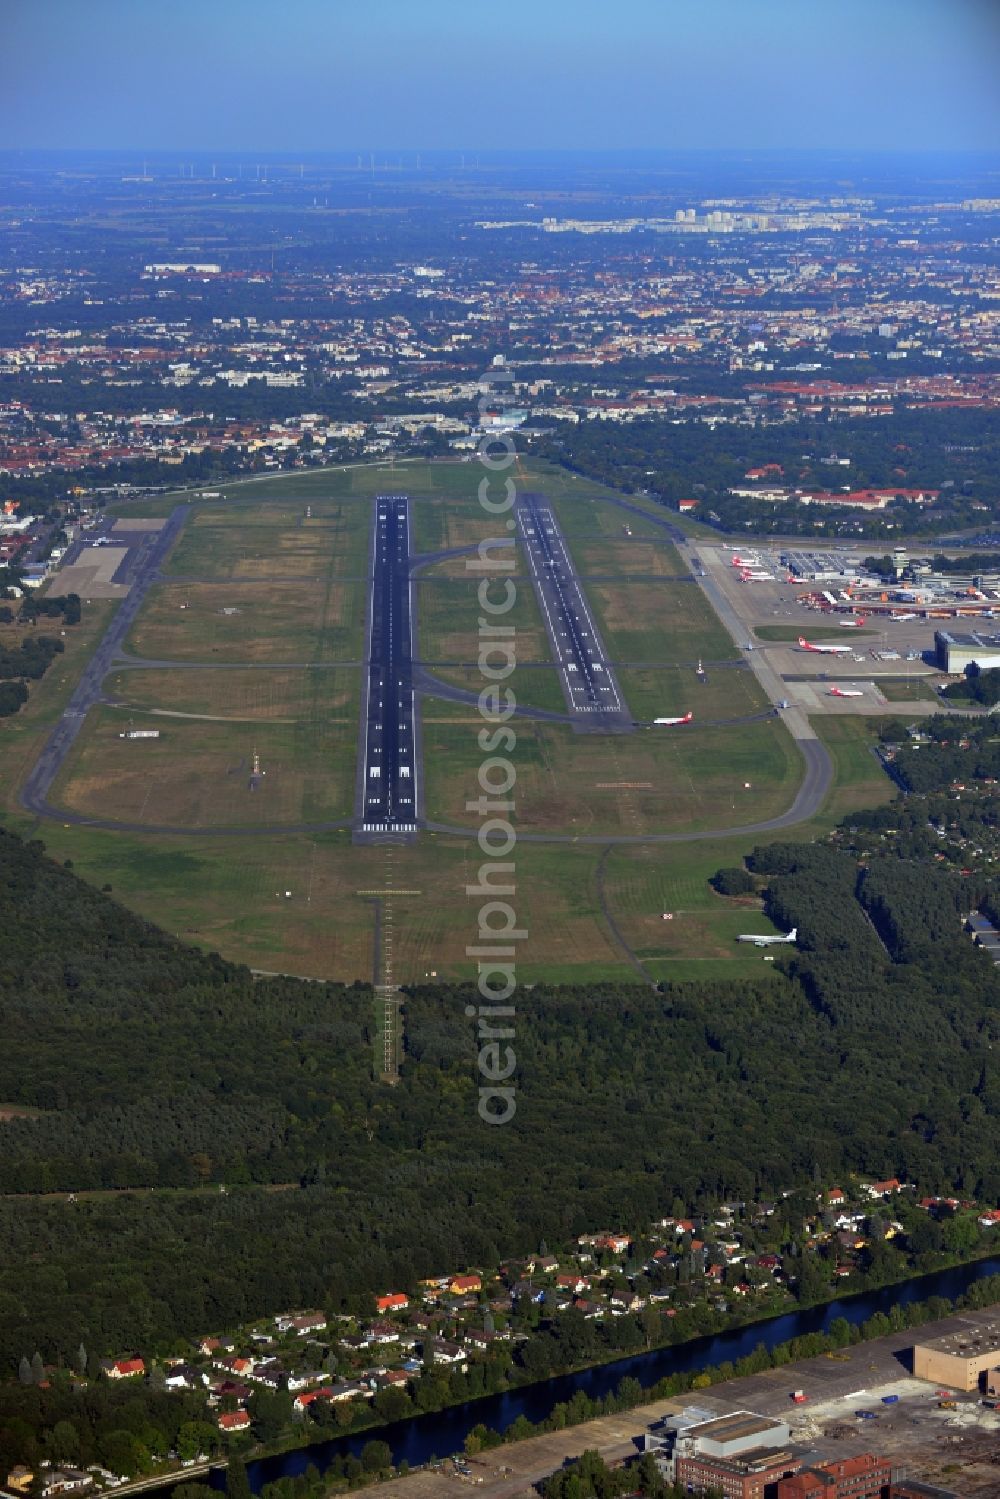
left=187, top=1254, right=1000, bottom=1491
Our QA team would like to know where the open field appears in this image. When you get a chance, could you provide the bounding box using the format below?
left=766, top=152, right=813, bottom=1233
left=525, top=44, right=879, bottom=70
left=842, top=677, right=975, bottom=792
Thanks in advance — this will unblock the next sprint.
left=421, top=699, right=799, bottom=835
left=127, top=579, right=364, bottom=662
left=544, top=480, right=675, bottom=542
left=9, top=724, right=894, bottom=986
left=618, top=664, right=766, bottom=723
left=163, top=500, right=369, bottom=581
left=4, top=819, right=635, bottom=983
left=415, top=547, right=525, bottom=579
left=416, top=572, right=552, bottom=664
left=574, top=539, right=691, bottom=577
left=421, top=664, right=570, bottom=716
left=4, top=460, right=906, bottom=984
left=106, top=665, right=360, bottom=721
left=411, top=495, right=516, bottom=554
left=48, top=700, right=357, bottom=828
left=586, top=579, right=739, bottom=663
left=600, top=838, right=787, bottom=981
left=115, top=458, right=486, bottom=515
left=0, top=602, right=117, bottom=810
left=753, top=623, right=875, bottom=642
left=878, top=678, right=939, bottom=701
left=799, top=715, right=895, bottom=827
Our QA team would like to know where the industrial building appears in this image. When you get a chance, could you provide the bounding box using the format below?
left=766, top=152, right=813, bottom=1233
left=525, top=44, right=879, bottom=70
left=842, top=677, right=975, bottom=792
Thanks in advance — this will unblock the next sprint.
left=675, top=1447, right=806, bottom=1498
left=935, top=629, right=1000, bottom=674
left=912, top=1318, right=1000, bottom=1390
left=776, top=1453, right=893, bottom=1497
left=642, top=1407, right=800, bottom=1496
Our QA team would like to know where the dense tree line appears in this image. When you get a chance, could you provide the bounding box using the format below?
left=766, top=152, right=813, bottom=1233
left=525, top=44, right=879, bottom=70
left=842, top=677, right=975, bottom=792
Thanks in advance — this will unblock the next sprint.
left=18, top=593, right=81, bottom=627
left=0, top=682, right=28, bottom=717
left=1, top=822, right=1000, bottom=1376
left=0, top=635, right=63, bottom=682
left=889, top=715, right=1000, bottom=793
left=541, top=405, right=1000, bottom=538
left=942, top=663, right=1000, bottom=707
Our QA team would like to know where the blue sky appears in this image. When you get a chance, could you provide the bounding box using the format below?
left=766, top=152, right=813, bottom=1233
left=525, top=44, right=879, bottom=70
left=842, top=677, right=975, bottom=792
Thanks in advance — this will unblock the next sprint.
left=2, top=0, right=999, bottom=153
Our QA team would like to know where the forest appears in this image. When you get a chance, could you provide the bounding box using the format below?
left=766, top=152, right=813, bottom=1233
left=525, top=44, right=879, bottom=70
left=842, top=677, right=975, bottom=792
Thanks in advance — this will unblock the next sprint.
left=0, top=635, right=64, bottom=683
left=540, top=406, right=999, bottom=538
left=1, top=802, right=1000, bottom=1381
left=886, top=714, right=1000, bottom=793
left=0, top=593, right=81, bottom=716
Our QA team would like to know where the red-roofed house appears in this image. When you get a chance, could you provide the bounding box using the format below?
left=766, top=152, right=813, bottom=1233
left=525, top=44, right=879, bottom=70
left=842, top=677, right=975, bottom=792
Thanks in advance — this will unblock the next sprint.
left=106, top=1358, right=144, bottom=1380
left=376, top=1293, right=409, bottom=1313
left=449, top=1274, right=482, bottom=1294
left=557, top=1273, right=590, bottom=1294
left=293, top=1388, right=334, bottom=1413
left=863, top=1178, right=902, bottom=1198
left=217, top=1411, right=251, bottom=1432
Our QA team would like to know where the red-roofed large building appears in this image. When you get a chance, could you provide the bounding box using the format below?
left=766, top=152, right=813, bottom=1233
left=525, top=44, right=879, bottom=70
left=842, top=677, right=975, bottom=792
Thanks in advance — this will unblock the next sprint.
left=776, top=1454, right=893, bottom=1497
left=376, top=1293, right=409, bottom=1312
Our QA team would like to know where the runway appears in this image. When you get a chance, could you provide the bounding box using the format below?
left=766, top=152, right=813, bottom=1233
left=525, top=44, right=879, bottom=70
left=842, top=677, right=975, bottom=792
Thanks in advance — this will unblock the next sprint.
left=516, top=491, right=630, bottom=730
left=355, top=495, right=419, bottom=840
left=20, top=506, right=189, bottom=819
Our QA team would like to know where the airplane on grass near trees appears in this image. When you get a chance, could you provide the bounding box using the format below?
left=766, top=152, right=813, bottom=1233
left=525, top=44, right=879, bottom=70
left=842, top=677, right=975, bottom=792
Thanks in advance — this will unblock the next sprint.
left=798, top=636, right=854, bottom=656
left=738, top=927, right=797, bottom=947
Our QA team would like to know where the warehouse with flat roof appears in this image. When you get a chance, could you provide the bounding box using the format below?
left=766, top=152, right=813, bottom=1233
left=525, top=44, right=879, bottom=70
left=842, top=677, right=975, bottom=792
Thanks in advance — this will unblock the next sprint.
left=912, top=1318, right=1000, bottom=1390
left=935, top=629, right=1000, bottom=673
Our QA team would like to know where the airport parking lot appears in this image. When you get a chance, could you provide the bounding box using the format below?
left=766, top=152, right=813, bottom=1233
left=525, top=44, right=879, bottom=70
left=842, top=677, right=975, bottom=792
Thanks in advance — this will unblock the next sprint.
left=47, top=515, right=172, bottom=599
left=695, top=543, right=949, bottom=717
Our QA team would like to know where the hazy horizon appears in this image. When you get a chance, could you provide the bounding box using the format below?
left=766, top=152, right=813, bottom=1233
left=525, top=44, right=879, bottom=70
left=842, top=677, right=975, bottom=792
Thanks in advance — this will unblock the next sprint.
left=3, top=0, right=999, bottom=155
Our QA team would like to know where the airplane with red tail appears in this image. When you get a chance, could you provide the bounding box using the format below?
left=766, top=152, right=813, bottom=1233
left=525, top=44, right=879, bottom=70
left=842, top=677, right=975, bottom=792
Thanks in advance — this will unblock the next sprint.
left=798, top=636, right=853, bottom=655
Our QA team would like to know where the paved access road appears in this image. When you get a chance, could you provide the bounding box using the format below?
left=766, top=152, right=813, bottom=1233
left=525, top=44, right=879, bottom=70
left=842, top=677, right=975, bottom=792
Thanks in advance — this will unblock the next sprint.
left=20, top=506, right=188, bottom=818
left=517, top=491, right=631, bottom=731
left=355, top=494, right=418, bottom=839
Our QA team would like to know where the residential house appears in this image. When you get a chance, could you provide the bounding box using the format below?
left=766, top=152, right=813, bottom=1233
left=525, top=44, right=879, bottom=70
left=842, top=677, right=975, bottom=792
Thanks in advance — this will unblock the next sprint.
left=375, top=1293, right=409, bottom=1313
left=426, top=1339, right=467, bottom=1368
left=863, top=1178, right=903, bottom=1199
left=448, top=1273, right=482, bottom=1294
left=163, top=1364, right=206, bottom=1390
left=217, top=1412, right=251, bottom=1433
left=275, top=1310, right=327, bottom=1336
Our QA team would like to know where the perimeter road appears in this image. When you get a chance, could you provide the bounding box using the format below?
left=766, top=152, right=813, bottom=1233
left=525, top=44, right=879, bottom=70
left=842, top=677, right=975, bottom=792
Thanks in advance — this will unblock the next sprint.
left=20, top=506, right=188, bottom=818
left=355, top=494, right=419, bottom=841
left=516, top=490, right=631, bottom=731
